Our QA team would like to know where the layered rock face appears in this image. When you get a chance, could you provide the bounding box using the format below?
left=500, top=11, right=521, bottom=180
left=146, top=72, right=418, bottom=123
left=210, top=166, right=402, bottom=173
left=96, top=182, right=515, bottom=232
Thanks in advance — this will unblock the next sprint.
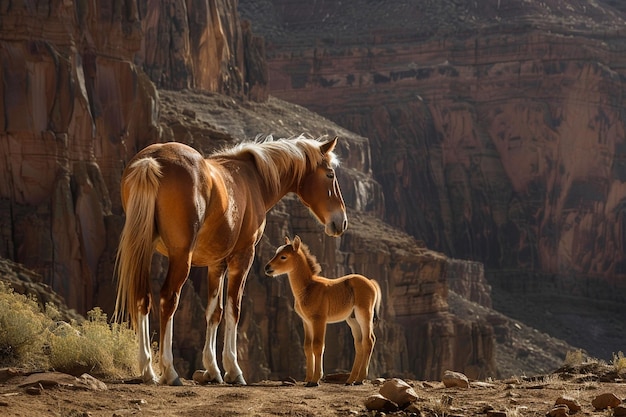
left=239, top=0, right=626, bottom=356
left=0, top=1, right=500, bottom=381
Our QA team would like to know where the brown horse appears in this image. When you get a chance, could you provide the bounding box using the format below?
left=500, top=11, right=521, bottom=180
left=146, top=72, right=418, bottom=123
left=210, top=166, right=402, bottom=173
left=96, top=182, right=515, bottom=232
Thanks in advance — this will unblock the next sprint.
left=264, top=236, right=381, bottom=387
left=114, top=135, right=347, bottom=386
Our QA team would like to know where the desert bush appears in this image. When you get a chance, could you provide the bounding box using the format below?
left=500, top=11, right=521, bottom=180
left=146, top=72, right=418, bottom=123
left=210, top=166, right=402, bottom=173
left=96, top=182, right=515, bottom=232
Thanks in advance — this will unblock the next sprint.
left=0, top=282, right=138, bottom=378
left=0, top=282, right=49, bottom=368
left=612, top=351, right=626, bottom=373
left=48, top=307, right=138, bottom=378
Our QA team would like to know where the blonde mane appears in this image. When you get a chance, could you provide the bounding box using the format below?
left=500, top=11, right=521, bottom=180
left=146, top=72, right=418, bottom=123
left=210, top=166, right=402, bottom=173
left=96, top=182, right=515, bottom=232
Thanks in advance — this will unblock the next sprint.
left=297, top=240, right=322, bottom=276
left=212, top=135, right=338, bottom=194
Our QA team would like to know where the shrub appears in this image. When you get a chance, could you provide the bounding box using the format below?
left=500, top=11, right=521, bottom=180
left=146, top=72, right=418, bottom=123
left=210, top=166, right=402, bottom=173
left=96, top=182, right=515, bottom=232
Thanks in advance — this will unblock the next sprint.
left=0, top=282, right=49, bottom=368
left=48, top=307, right=138, bottom=378
left=0, top=281, right=138, bottom=378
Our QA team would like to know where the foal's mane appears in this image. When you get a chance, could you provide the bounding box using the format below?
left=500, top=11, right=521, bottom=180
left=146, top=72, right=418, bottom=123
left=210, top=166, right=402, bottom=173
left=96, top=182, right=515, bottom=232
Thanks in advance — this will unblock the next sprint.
left=213, top=135, right=338, bottom=194
left=296, top=240, right=323, bottom=276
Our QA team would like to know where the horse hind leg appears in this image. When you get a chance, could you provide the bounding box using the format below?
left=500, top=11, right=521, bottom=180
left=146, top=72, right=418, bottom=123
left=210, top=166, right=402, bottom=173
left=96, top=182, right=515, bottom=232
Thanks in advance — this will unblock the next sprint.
left=345, top=315, right=364, bottom=385
left=194, top=265, right=225, bottom=384
left=221, top=249, right=255, bottom=385
left=354, top=308, right=376, bottom=384
left=138, top=297, right=157, bottom=383
left=158, top=251, right=192, bottom=386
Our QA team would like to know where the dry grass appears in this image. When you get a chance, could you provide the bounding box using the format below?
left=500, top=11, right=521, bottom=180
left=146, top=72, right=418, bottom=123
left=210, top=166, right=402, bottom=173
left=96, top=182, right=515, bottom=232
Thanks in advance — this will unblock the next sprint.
left=0, top=282, right=138, bottom=378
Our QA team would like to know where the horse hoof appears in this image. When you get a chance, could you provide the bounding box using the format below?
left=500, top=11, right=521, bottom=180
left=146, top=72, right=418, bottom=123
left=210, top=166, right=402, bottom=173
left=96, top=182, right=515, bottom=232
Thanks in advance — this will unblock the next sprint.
left=171, top=377, right=183, bottom=386
left=226, top=374, right=246, bottom=385
left=305, top=381, right=319, bottom=387
left=193, top=370, right=223, bottom=385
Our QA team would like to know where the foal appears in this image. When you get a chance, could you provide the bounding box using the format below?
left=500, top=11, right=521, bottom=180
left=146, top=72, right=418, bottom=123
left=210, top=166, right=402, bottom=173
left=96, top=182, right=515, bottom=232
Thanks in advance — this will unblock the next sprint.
left=265, top=236, right=382, bottom=386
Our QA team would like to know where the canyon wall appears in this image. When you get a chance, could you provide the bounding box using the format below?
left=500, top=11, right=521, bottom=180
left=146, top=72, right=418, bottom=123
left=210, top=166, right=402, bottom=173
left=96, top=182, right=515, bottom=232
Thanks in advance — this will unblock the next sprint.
left=0, top=0, right=509, bottom=381
left=239, top=0, right=626, bottom=357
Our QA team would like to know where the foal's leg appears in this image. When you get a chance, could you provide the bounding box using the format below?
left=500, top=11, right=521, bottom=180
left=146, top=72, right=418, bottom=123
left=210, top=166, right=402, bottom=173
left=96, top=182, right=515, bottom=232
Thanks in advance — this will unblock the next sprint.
left=345, top=315, right=364, bottom=385
left=354, top=307, right=376, bottom=383
left=222, top=247, right=255, bottom=385
left=158, top=251, right=192, bottom=385
left=196, top=264, right=226, bottom=384
left=302, top=320, right=315, bottom=385
left=309, top=320, right=328, bottom=386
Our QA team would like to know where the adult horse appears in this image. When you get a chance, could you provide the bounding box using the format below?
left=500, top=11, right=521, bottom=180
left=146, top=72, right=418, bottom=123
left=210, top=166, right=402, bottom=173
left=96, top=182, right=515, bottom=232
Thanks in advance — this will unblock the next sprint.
left=114, top=135, right=348, bottom=386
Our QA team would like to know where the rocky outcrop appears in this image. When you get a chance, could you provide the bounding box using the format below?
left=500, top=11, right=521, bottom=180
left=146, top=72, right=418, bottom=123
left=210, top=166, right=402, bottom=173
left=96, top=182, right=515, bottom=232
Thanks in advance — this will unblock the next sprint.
left=239, top=0, right=626, bottom=358
left=0, top=1, right=526, bottom=382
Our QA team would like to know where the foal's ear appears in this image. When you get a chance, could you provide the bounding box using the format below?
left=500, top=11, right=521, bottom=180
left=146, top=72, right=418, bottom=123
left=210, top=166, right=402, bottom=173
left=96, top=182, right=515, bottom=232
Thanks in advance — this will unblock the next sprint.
left=292, top=235, right=301, bottom=251
left=284, top=236, right=291, bottom=244
left=320, top=136, right=338, bottom=155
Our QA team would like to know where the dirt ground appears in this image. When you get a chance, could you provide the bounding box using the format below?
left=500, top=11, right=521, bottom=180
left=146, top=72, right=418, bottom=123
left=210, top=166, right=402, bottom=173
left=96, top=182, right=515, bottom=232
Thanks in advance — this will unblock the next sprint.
left=2, top=364, right=626, bottom=417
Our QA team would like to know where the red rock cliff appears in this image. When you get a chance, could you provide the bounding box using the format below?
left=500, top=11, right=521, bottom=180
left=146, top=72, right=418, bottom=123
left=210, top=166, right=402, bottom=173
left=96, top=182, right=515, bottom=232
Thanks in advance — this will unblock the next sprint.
left=239, top=0, right=626, bottom=359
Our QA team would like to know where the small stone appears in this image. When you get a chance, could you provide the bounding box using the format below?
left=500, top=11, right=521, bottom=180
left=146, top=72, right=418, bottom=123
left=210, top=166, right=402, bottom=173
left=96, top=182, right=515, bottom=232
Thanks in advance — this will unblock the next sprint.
left=379, top=378, right=419, bottom=408
left=614, top=404, right=626, bottom=416
left=364, top=393, right=399, bottom=412
left=555, top=396, right=581, bottom=413
left=25, top=386, right=42, bottom=395
left=547, top=404, right=569, bottom=417
left=592, top=393, right=621, bottom=410
left=442, top=370, right=469, bottom=388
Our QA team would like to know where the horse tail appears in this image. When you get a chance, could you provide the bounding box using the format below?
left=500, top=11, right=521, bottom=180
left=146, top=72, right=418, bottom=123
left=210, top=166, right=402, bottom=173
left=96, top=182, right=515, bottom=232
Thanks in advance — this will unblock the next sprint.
left=371, top=279, right=382, bottom=326
left=114, top=157, right=162, bottom=330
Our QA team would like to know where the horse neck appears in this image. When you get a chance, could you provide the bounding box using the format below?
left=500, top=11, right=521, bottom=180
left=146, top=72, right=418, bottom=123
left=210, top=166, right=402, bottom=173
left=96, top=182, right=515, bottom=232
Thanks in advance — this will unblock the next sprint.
left=286, top=253, right=316, bottom=296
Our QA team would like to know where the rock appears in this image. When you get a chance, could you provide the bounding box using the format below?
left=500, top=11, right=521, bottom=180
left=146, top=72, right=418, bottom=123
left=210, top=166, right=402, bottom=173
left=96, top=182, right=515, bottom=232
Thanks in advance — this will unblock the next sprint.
left=555, top=396, right=581, bottom=413
left=0, top=368, right=20, bottom=383
left=379, top=378, right=419, bottom=408
left=592, top=393, right=621, bottom=410
left=76, top=374, right=108, bottom=391
left=547, top=404, right=569, bottom=417
left=442, top=370, right=470, bottom=388
left=364, top=393, right=399, bottom=412
left=614, top=404, right=626, bottom=417
left=18, top=372, right=106, bottom=391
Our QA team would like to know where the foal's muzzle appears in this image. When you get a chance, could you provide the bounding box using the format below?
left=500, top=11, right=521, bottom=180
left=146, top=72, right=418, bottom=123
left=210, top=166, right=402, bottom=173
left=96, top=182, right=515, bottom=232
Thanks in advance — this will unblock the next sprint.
left=264, top=264, right=274, bottom=276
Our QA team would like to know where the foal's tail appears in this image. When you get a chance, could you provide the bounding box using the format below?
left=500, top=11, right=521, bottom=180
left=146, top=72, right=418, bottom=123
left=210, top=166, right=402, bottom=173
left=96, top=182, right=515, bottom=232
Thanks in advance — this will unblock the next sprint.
left=371, top=279, right=382, bottom=326
left=114, top=157, right=162, bottom=330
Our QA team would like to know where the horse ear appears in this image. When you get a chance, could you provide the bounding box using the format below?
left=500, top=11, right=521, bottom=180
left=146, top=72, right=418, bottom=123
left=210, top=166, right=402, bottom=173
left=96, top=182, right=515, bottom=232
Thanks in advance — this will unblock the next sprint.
left=320, top=136, right=338, bottom=155
left=284, top=236, right=291, bottom=244
left=292, top=235, right=301, bottom=251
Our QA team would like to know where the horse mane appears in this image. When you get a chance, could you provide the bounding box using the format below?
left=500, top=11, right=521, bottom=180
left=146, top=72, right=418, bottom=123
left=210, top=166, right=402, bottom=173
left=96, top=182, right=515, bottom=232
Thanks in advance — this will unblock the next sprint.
left=297, top=240, right=323, bottom=276
left=213, top=134, right=338, bottom=194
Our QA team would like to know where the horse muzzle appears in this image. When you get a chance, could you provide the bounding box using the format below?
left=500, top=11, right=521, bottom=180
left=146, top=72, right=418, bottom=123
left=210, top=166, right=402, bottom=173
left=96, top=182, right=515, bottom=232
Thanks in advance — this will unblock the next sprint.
left=264, top=265, right=275, bottom=276
left=325, top=212, right=348, bottom=237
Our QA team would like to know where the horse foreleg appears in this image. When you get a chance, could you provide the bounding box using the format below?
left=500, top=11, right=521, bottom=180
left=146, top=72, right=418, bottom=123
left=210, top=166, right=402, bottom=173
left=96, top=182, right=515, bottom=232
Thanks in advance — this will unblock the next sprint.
left=221, top=251, right=254, bottom=385
left=308, top=320, right=327, bottom=387
left=301, top=319, right=315, bottom=384
left=345, top=315, right=364, bottom=385
left=196, top=267, right=225, bottom=384
left=138, top=311, right=157, bottom=383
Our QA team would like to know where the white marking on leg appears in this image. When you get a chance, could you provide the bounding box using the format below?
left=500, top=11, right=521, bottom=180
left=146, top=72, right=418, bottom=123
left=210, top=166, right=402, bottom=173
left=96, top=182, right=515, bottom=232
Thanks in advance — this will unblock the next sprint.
left=222, top=299, right=244, bottom=383
left=160, top=316, right=179, bottom=385
left=138, top=313, right=156, bottom=383
left=202, top=291, right=222, bottom=381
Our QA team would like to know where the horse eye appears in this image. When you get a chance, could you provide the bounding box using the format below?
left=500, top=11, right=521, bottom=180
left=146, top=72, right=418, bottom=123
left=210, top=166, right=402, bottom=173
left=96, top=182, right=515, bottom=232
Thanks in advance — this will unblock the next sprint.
left=326, top=171, right=335, bottom=179
left=280, top=255, right=287, bottom=260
